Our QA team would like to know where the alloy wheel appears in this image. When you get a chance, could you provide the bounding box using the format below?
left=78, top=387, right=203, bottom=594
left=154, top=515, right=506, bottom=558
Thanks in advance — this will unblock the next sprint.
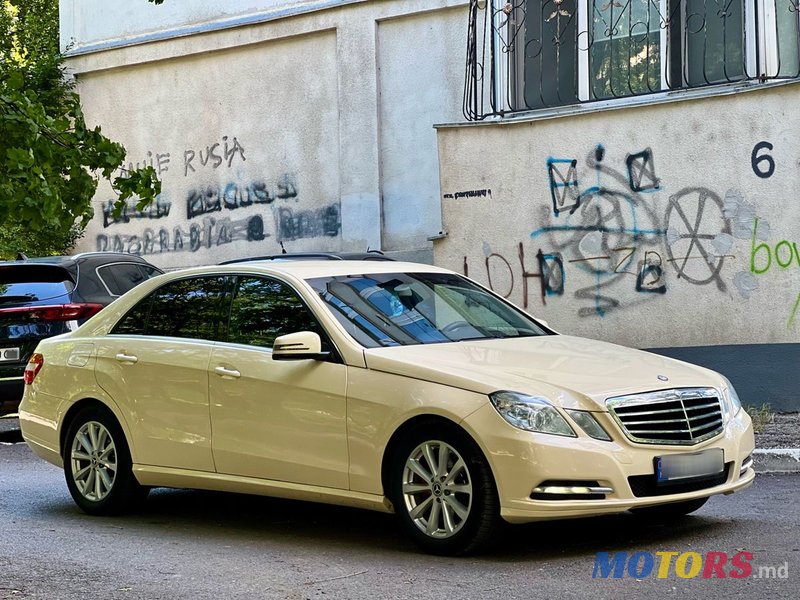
left=401, top=440, right=473, bottom=538
left=70, top=421, right=118, bottom=502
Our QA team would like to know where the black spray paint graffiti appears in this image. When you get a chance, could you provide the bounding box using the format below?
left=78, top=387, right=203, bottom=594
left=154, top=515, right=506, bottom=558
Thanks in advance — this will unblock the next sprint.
left=97, top=214, right=266, bottom=256
left=443, top=189, right=493, bottom=200
left=117, top=151, right=171, bottom=177
left=102, top=196, right=172, bottom=228
left=186, top=176, right=300, bottom=219
left=277, top=204, right=341, bottom=242
left=751, top=141, right=775, bottom=179
left=625, top=148, right=660, bottom=192
left=184, top=136, right=246, bottom=177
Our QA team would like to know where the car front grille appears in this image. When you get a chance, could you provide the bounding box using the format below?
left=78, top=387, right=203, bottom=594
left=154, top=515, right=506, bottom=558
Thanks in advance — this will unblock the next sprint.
left=606, top=388, right=724, bottom=445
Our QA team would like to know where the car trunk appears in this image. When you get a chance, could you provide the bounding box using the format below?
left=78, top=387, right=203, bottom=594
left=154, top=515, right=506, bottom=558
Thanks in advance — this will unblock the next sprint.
left=0, top=265, right=77, bottom=382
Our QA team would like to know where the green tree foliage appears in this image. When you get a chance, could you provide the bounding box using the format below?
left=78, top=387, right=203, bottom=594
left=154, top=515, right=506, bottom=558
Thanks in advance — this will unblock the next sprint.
left=0, top=0, right=161, bottom=258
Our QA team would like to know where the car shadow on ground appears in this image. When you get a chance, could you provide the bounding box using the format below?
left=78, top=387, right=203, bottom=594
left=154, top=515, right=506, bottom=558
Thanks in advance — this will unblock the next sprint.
left=42, top=485, right=737, bottom=562
left=0, top=429, right=23, bottom=444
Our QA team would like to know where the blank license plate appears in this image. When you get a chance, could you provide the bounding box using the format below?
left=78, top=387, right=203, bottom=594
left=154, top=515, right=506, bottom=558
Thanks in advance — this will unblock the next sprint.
left=0, top=348, right=20, bottom=362
left=656, top=448, right=724, bottom=484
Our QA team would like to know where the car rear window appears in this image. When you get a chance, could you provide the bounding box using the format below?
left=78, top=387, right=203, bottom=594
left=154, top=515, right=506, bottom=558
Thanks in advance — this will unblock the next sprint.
left=0, top=266, right=74, bottom=305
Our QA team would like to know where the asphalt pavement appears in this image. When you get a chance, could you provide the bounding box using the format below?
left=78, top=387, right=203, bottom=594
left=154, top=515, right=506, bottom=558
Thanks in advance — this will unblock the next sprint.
left=1, top=432, right=798, bottom=600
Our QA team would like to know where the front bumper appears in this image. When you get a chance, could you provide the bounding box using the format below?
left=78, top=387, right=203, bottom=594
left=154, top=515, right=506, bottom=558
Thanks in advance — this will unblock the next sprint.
left=461, top=403, right=755, bottom=524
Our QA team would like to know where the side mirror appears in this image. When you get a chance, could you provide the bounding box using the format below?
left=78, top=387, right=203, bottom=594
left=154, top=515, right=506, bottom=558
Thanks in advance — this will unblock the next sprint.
left=537, top=319, right=550, bottom=328
left=272, top=331, right=330, bottom=361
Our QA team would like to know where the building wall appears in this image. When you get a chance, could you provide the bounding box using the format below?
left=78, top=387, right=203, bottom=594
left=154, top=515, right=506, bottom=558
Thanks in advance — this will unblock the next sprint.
left=435, top=84, right=800, bottom=407
left=65, top=0, right=468, bottom=269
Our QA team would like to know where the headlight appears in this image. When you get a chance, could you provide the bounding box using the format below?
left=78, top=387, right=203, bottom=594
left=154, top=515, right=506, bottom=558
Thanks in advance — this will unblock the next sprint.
left=565, top=410, right=612, bottom=441
left=721, top=376, right=742, bottom=420
left=489, top=391, right=576, bottom=437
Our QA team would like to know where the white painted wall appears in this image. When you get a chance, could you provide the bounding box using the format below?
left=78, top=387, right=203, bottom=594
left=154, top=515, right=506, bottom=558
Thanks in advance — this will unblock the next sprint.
left=435, top=83, right=800, bottom=348
left=66, top=0, right=469, bottom=269
left=377, top=7, right=466, bottom=250
left=59, top=0, right=360, bottom=53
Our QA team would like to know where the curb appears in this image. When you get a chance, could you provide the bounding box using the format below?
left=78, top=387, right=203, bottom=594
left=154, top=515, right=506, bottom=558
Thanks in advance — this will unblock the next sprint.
left=754, top=449, right=800, bottom=473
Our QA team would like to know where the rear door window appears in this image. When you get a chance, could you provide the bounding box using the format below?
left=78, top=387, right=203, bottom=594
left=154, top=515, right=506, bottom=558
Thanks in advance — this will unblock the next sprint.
left=112, top=276, right=227, bottom=339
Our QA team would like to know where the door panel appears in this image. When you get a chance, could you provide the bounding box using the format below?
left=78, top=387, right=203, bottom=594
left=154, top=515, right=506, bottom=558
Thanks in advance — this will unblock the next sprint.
left=95, top=337, right=215, bottom=471
left=209, top=345, right=348, bottom=488
left=93, top=274, right=227, bottom=473
left=208, top=274, right=348, bottom=489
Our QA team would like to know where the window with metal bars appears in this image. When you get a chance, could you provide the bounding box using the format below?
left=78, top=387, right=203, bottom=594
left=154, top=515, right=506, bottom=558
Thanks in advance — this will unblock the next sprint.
left=464, top=0, right=800, bottom=119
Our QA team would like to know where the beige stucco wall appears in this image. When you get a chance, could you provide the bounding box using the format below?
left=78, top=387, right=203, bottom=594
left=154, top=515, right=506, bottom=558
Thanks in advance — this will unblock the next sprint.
left=67, top=0, right=468, bottom=269
left=435, top=83, right=800, bottom=348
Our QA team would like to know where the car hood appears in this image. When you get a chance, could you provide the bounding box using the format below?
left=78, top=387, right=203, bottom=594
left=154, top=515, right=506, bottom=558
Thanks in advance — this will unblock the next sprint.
left=363, top=335, right=723, bottom=411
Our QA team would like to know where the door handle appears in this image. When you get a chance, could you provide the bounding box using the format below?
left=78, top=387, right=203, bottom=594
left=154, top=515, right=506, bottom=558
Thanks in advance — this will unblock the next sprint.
left=214, top=366, right=241, bottom=378
left=115, top=353, right=138, bottom=364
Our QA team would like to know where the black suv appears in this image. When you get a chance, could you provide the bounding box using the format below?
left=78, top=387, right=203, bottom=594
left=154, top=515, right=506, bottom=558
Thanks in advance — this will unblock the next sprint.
left=1, top=253, right=162, bottom=415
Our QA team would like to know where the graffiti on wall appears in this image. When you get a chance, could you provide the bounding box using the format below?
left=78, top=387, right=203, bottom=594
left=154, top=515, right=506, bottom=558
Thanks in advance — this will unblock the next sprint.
left=458, top=140, right=800, bottom=326
left=97, top=135, right=341, bottom=257
left=463, top=144, right=756, bottom=317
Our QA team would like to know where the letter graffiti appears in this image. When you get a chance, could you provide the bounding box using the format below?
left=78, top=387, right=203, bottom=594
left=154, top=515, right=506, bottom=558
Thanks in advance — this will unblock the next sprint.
left=463, top=243, right=565, bottom=308
left=96, top=214, right=266, bottom=256
left=184, top=135, right=246, bottom=176
left=277, top=204, right=342, bottom=241
left=102, top=196, right=172, bottom=229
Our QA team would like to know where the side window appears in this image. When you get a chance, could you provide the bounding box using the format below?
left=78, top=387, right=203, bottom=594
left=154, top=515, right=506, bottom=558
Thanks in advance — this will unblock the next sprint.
left=112, top=297, right=152, bottom=335
left=227, top=276, right=327, bottom=349
left=138, top=265, right=162, bottom=280
left=146, top=276, right=227, bottom=340
left=98, top=263, right=147, bottom=296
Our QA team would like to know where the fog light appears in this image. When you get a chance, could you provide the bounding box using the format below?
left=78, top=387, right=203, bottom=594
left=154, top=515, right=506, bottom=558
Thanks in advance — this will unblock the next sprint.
left=740, top=455, right=753, bottom=475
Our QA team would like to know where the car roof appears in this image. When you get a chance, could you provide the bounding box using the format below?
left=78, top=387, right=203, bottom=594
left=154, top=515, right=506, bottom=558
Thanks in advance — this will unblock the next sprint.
left=1, top=252, right=151, bottom=267
left=220, top=251, right=393, bottom=264
left=168, top=260, right=452, bottom=280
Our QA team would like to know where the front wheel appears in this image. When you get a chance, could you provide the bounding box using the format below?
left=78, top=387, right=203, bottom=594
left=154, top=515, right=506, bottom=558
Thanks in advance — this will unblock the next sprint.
left=390, top=424, right=500, bottom=555
left=63, top=405, right=148, bottom=515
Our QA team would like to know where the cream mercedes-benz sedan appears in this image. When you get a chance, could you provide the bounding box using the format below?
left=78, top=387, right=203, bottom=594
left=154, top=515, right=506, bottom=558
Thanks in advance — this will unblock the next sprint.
left=20, top=260, right=754, bottom=554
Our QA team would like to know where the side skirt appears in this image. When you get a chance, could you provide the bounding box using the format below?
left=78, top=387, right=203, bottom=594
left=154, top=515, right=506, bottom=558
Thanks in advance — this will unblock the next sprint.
left=133, top=464, right=394, bottom=514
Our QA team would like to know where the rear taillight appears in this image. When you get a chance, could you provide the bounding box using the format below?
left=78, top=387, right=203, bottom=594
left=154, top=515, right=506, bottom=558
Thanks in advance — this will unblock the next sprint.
left=24, top=353, right=44, bottom=385
left=0, top=303, right=104, bottom=322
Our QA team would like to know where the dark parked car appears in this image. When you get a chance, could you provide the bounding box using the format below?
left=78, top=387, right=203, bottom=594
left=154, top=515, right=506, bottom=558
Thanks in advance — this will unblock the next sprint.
left=1, top=253, right=162, bottom=415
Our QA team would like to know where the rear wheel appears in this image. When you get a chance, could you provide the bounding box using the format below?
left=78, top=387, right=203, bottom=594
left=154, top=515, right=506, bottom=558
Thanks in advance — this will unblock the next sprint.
left=63, top=405, right=148, bottom=515
left=630, top=497, right=709, bottom=520
left=390, top=424, right=500, bottom=555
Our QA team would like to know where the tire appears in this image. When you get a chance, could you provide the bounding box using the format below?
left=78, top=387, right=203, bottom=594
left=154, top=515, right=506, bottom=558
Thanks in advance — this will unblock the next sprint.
left=62, top=405, right=148, bottom=515
left=630, top=497, right=709, bottom=520
left=389, top=423, right=500, bottom=555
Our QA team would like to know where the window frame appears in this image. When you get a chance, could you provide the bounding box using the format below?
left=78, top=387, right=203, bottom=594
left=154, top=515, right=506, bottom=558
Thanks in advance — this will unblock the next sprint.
left=500, top=0, right=785, bottom=111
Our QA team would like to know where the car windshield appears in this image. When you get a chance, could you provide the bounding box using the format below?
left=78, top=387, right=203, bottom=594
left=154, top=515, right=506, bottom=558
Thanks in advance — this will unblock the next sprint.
left=306, top=272, right=548, bottom=348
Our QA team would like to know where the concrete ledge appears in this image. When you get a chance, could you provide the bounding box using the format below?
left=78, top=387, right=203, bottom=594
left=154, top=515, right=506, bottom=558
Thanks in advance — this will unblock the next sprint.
left=754, top=449, right=800, bottom=473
